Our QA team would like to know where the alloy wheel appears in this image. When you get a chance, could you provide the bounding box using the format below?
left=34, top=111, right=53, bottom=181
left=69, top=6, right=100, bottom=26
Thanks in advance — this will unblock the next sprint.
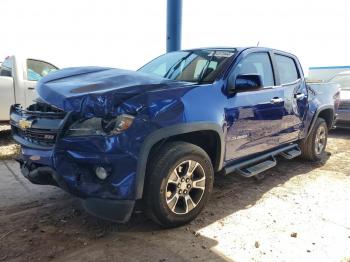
left=165, top=160, right=206, bottom=215
left=315, top=125, right=326, bottom=155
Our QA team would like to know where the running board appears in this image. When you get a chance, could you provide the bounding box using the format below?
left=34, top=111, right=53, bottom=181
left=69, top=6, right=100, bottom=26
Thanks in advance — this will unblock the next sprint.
left=279, top=146, right=301, bottom=159
left=236, top=157, right=276, bottom=178
left=224, top=144, right=300, bottom=178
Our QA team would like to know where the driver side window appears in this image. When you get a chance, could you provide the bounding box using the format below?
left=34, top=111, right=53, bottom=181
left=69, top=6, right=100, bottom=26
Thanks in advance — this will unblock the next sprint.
left=232, top=52, right=275, bottom=87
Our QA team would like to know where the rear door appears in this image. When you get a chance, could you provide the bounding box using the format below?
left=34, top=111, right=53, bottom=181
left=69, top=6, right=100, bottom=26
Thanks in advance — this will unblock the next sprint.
left=24, top=59, right=58, bottom=106
left=225, top=51, right=285, bottom=161
left=272, top=53, right=308, bottom=143
left=0, top=57, right=15, bottom=121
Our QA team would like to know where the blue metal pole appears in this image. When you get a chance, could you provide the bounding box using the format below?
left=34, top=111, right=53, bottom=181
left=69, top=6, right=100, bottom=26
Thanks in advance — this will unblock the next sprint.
left=166, top=0, right=182, bottom=52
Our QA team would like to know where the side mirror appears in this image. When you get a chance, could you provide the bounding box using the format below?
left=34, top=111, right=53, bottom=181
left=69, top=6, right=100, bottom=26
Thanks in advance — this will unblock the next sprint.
left=228, top=74, right=263, bottom=94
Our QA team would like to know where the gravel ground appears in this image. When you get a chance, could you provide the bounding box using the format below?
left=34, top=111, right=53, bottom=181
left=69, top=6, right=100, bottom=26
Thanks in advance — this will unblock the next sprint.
left=0, top=125, right=10, bottom=132
left=0, top=130, right=349, bottom=262
left=0, top=127, right=20, bottom=160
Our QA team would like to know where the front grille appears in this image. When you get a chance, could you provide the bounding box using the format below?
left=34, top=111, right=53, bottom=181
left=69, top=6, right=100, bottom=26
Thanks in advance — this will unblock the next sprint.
left=10, top=102, right=67, bottom=148
left=339, top=100, right=350, bottom=110
left=14, top=126, right=58, bottom=146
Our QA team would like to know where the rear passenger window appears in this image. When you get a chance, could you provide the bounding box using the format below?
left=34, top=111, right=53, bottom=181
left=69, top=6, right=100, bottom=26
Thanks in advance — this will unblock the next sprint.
left=235, top=53, right=274, bottom=87
left=275, top=55, right=299, bottom=84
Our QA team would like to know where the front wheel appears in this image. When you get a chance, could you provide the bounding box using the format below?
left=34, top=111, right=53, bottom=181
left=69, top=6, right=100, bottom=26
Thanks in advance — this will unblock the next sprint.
left=145, top=142, right=214, bottom=227
left=299, top=117, right=328, bottom=161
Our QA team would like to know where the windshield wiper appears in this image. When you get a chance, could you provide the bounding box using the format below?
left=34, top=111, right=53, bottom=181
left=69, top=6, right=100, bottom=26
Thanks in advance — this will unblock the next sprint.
left=164, top=52, right=193, bottom=79
left=197, top=51, right=216, bottom=84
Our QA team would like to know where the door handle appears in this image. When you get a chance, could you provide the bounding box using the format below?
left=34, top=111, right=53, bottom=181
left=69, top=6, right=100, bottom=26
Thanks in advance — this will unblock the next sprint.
left=28, top=87, right=35, bottom=90
left=294, top=93, right=306, bottom=100
left=270, top=97, right=284, bottom=104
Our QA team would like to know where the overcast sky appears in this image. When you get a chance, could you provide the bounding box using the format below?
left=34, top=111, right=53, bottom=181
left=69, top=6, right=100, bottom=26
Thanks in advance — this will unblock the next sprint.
left=1, top=0, right=349, bottom=75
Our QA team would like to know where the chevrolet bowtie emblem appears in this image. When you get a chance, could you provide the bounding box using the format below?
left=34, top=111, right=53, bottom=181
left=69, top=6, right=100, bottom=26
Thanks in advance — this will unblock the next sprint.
left=19, top=119, right=33, bottom=129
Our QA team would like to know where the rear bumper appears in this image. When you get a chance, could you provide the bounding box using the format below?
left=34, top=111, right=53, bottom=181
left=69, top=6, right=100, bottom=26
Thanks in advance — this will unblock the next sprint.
left=335, top=121, right=350, bottom=128
left=335, top=110, right=350, bottom=128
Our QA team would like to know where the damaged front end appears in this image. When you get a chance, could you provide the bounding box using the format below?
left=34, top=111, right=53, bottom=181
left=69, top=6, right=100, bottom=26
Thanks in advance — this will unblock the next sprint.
left=10, top=66, right=189, bottom=222
left=10, top=101, right=140, bottom=222
left=11, top=102, right=68, bottom=187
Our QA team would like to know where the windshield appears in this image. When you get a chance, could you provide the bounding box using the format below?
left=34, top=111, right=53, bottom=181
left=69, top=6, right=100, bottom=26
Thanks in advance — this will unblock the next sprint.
left=329, top=74, right=350, bottom=90
left=138, top=49, right=236, bottom=83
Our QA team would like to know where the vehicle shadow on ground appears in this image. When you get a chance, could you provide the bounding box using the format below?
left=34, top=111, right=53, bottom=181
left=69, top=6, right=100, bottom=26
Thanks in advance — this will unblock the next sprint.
left=0, top=130, right=13, bottom=145
left=79, top=154, right=333, bottom=260
left=0, top=151, right=332, bottom=262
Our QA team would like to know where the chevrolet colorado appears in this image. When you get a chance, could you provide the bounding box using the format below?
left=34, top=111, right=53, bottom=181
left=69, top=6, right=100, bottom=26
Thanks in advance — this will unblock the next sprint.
left=10, top=47, right=340, bottom=227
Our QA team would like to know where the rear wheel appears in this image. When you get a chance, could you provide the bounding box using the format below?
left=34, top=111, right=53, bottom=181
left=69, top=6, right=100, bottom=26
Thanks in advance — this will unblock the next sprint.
left=145, top=142, right=214, bottom=227
left=299, top=117, right=328, bottom=161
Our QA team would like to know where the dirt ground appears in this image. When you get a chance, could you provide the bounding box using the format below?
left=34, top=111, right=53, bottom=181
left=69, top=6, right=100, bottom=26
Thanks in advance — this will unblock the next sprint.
left=0, top=127, right=20, bottom=160
left=0, top=130, right=349, bottom=262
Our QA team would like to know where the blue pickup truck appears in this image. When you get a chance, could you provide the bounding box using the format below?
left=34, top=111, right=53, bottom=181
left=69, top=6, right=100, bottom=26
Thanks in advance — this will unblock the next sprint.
left=10, top=47, right=340, bottom=227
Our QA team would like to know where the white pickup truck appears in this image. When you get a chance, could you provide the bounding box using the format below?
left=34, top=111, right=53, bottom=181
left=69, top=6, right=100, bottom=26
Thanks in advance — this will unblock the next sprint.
left=0, top=56, right=58, bottom=122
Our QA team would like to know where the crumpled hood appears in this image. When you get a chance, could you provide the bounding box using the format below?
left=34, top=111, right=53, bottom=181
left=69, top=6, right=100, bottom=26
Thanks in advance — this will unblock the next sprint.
left=37, top=66, right=180, bottom=117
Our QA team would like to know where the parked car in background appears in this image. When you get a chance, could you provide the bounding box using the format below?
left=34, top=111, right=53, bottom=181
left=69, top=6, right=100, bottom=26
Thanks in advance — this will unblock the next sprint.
left=10, top=47, right=340, bottom=227
left=308, top=65, right=350, bottom=82
left=329, top=71, right=350, bottom=128
left=0, top=56, right=58, bottom=122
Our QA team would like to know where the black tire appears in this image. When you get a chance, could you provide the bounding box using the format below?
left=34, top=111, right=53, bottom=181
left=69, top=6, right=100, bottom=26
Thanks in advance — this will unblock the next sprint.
left=145, top=141, right=214, bottom=227
left=299, top=117, right=328, bottom=161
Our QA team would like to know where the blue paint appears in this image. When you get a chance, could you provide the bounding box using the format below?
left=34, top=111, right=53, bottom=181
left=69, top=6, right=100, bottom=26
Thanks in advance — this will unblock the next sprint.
left=11, top=47, right=339, bottom=220
left=167, top=0, right=182, bottom=52
left=36, top=67, right=181, bottom=117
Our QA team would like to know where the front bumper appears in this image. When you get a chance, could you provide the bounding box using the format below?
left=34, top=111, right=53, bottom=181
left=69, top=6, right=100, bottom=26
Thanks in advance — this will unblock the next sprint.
left=17, top=138, right=139, bottom=200
left=17, top=147, right=137, bottom=222
left=19, top=159, right=134, bottom=222
left=10, top=104, right=141, bottom=222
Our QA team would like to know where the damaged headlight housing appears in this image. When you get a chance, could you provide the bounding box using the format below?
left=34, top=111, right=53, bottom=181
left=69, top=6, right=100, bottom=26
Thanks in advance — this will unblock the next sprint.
left=67, top=114, right=135, bottom=136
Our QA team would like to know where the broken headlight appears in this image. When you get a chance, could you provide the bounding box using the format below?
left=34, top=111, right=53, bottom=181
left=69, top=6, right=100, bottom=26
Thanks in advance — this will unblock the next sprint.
left=67, top=114, right=135, bottom=136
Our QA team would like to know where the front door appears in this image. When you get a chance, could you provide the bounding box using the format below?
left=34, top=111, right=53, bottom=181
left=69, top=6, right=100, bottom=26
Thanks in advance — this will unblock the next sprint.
left=225, top=51, right=284, bottom=161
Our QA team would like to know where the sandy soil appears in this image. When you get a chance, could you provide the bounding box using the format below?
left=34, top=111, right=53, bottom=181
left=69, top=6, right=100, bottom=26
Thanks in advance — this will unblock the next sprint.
left=0, top=130, right=349, bottom=262
left=0, top=128, right=20, bottom=160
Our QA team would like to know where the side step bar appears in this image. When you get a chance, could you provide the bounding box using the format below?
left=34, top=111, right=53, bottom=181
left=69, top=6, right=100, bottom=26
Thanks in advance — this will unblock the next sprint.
left=236, top=156, right=277, bottom=178
left=224, top=144, right=301, bottom=178
left=280, top=148, right=301, bottom=159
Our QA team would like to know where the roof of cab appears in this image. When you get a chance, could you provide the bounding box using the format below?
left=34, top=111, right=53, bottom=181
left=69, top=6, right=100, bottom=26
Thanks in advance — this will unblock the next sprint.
left=184, top=47, right=297, bottom=57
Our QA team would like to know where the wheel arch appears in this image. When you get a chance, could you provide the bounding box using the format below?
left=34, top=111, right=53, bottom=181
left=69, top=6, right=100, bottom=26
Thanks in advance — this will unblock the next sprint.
left=135, top=122, right=225, bottom=199
left=307, top=106, right=334, bottom=138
